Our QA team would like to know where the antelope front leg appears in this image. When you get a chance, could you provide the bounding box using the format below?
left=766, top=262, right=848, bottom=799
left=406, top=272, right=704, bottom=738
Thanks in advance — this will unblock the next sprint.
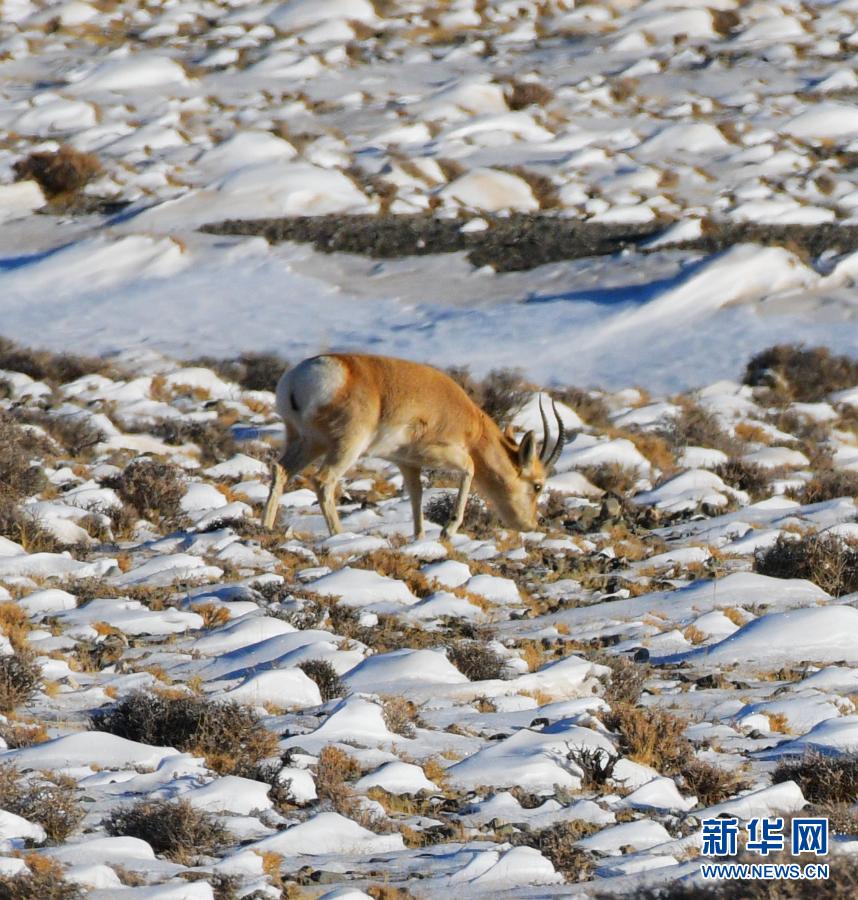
left=441, top=468, right=473, bottom=539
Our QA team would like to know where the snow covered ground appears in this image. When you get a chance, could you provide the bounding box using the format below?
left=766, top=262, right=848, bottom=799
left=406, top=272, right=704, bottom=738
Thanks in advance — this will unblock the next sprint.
left=3, top=0, right=858, bottom=896
left=3, top=0, right=858, bottom=388
left=1, top=339, right=858, bottom=896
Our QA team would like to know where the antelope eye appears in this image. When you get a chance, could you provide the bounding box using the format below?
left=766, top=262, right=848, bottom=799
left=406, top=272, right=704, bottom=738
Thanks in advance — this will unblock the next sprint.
left=534, top=482, right=543, bottom=494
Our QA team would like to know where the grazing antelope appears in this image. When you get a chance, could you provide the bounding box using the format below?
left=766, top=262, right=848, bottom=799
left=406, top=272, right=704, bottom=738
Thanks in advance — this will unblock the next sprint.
left=262, top=353, right=565, bottom=539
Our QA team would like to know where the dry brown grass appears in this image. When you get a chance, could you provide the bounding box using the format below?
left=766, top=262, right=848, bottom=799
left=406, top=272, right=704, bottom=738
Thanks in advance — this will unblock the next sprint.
left=257, top=851, right=284, bottom=890
left=0, top=855, right=83, bottom=899
left=604, top=702, right=692, bottom=775
left=381, top=695, right=420, bottom=737
left=733, top=421, right=771, bottom=445
left=315, top=744, right=362, bottom=812
left=0, top=764, right=84, bottom=842
left=0, top=718, right=50, bottom=748
left=353, top=550, right=432, bottom=597
left=0, top=653, right=41, bottom=713
left=767, top=711, right=791, bottom=734
left=192, top=602, right=231, bottom=630
left=0, top=602, right=30, bottom=652
left=683, top=625, right=707, bottom=646
left=497, top=166, right=559, bottom=210
left=619, top=430, right=676, bottom=473
left=722, top=606, right=747, bottom=627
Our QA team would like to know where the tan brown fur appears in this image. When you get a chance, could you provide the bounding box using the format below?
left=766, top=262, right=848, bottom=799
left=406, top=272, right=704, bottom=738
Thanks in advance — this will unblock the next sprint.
left=263, top=353, right=555, bottom=538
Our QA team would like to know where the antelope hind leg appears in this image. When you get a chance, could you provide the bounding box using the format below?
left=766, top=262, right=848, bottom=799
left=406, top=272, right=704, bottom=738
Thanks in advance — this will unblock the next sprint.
left=262, top=461, right=287, bottom=528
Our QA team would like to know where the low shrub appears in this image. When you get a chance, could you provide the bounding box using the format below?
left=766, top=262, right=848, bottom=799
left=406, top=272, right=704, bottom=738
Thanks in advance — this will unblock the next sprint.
left=0, top=414, right=48, bottom=503
left=381, top=695, right=419, bottom=738
left=0, top=336, right=107, bottom=384
left=799, top=469, right=858, bottom=504
left=773, top=751, right=858, bottom=805
left=107, top=460, right=185, bottom=522
left=595, top=653, right=649, bottom=706
left=680, top=757, right=748, bottom=807
left=0, top=653, right=41, bottom=713
left=604, top=702, right=692, bottom=775
left=104, top=798, right=226, bottom=863
left=297, top=659, right=346, bottom=702
left=13, top=145, right=102, bottom=199
left=91, top=692, right=278, bottom=774
left=0, top=856, right=83, bottom=900
left=506, top=80, right=553, bottom=110
left=424, top=491, right=498, bottom=537
left=552, top=386, right=610, bottom=429
left=0, top=764, right=85, bottom=842
left=744, top=344, right=858, bottom=403
left=190, top=352, right=287, bottom=392
left=315, top=744, right=361, bottom=811
left=13, top=410, right=106, bottom=460
left=714, top=459, right=770, bottom=499
left=447, top=640, right=506, bottom=681
left=754, top=532, right=858, bottom=597
left=510, top=821, right=595, bottom=880
left=580, top=464, right=639, bottom=496
left=568, top=746, right=618, bottom=788
left=658, top=402, right=741, bottom=456
left=445, top=366, right=531, bottom=427
left=148, top=417, right=236, bottom=465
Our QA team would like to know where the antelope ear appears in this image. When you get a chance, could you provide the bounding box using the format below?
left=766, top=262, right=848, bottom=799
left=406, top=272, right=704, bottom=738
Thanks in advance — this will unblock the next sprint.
left=504, top=424, right=516, bottom=441
left=518, top=431, right=537, bottom=469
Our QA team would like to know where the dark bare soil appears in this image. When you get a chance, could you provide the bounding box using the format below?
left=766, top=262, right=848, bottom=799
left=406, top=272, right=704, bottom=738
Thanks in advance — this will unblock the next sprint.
left=201, top=214, right=858, bottom=272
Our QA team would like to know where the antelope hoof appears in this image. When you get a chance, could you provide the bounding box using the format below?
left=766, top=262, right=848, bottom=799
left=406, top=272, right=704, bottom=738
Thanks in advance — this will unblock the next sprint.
left=440, top=524, right=458, bottom=540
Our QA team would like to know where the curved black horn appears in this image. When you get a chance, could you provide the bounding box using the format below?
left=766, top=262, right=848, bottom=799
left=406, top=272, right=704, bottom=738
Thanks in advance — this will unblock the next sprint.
left=537, top=394, right=551, bottom=462
left=543, top=400, right=566, bottom=471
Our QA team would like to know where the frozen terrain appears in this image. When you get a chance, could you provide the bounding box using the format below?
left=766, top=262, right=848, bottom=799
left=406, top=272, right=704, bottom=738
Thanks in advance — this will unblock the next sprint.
left=3, top=0, right=858, bottom=387
left=1, top=339, right=858, bottom=896
left=3, top=0, right=858, bottom=897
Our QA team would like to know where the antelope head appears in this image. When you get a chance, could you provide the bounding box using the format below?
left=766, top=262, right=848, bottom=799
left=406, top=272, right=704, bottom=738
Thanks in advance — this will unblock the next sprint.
left=489, top=396, right=566, bottom=531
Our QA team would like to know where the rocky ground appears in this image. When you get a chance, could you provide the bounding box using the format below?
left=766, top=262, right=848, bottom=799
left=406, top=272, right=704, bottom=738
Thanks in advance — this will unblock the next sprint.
left=0, top=340, right=858, bottom=897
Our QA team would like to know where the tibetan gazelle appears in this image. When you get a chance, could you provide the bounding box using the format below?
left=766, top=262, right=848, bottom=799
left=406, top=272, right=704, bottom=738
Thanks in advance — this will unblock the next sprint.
left=262, top=353, right=566, bottom=539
